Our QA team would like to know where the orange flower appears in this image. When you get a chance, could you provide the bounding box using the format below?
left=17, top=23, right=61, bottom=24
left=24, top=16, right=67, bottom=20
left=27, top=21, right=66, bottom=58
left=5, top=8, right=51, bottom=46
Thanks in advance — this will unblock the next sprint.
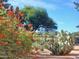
left=4, top=42, right=8, bottom=45
left=19, top=12, right=24, bottom=16
left=0, top=4, right=3, bottom=8
left=0, top=42, right=8, bottom=46
left=0, top=16, right=3, bottom=20
left=16, top=40, right=22, bottom=45
left=0, top=34, right=6, bottom=39
left=28, top=24, right=32, bottom=27
left=17, top=24, right=24, bottom=27
left=7, top=10, right=14, bottom=16
left=0, top=42, right=3, bottom=46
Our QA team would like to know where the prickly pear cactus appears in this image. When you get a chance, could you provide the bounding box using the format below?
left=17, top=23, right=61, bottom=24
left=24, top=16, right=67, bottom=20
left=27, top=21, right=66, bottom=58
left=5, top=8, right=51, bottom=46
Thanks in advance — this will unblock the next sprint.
left=48, top=30, right=75, bottom=55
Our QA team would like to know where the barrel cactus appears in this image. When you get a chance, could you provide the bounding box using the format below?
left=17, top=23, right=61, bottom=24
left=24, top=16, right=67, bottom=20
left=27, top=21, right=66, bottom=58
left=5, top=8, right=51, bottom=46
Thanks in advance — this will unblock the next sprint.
left=48, top=30, right=75, bottom=55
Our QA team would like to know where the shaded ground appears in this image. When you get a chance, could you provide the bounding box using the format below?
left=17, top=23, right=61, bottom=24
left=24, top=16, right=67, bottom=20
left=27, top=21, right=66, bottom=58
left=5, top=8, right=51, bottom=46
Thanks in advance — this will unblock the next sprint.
left=31, top=45, right=79, bottom=59
left=0, top=45, right=79, bottom=59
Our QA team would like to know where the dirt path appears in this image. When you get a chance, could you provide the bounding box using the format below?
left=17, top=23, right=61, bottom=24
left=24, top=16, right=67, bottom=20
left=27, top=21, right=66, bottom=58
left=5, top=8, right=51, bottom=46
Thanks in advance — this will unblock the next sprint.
left=33, top=45, right=79, bottom=59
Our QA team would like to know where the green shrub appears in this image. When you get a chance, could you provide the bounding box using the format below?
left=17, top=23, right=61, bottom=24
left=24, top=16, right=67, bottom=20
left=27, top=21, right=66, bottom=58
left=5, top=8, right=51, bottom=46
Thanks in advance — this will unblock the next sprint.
left=48, top=30, right=75, bottom=55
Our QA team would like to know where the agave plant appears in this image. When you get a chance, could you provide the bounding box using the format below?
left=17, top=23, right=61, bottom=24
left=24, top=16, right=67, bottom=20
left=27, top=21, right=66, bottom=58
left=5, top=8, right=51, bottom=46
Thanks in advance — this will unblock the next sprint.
left=48, top=30, right=75, bottom=55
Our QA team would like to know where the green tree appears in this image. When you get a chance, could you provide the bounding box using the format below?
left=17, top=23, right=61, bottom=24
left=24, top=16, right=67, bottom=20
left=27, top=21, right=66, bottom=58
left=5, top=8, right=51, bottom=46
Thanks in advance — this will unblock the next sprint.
left=0, top=0, right=11, bottom=9
left=74, top=2, right=79, bottom=11
left=21, top=6, right=57, bottom=31
left=74, top=2, right=79, bottom=28
left=76, top=25, right=79, bottom=28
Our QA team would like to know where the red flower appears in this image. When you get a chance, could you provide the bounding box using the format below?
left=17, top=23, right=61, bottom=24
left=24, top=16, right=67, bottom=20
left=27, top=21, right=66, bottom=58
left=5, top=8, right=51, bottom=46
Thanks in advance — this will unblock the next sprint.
left=0, top=42, right=8, bottom=46
left=4, top=42, right=8, bottom=45
left=0, top=4, right=3, bottom=8
left=17, top=24, right=24, bottom=27
left=7, top=10, right=14, bottom=16
left=0, top=42, right=3, bottom=46
left=19, top=12, right=24, bottom=16
left=28, top=24, right=32, bottom=27
left=0, top=16, right=3, bottom=20
left=0, top=34, right=6, bottom=39
left=16, top=40, right=22, bottom=45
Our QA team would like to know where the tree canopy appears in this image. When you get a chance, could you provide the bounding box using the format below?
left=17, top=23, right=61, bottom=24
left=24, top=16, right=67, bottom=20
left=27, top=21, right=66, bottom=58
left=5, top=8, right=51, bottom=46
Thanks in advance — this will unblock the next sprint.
left=21, top=6, right=57, bottom=31
left=74, top=2, right=79, bottom=11
left=74, top=2, right=79, bottom=28
left=0, top=0, right=57, bottom=31
left=0, top=0, right=11, bottom=9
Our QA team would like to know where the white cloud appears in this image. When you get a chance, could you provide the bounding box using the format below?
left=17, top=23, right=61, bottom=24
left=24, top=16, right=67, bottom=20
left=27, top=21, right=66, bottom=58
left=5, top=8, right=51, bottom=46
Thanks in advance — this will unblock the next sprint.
left=8, top=0, right=58, bottom=11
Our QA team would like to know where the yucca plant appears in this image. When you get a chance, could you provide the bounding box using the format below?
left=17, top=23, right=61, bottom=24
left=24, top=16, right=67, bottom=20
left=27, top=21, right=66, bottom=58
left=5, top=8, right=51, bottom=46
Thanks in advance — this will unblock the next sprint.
left=48, top=30, right=75, bottom=55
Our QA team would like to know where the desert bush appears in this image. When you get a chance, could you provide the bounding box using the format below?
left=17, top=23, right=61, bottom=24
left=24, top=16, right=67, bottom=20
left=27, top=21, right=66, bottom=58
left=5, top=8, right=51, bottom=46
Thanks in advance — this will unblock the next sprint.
left=48, top=30, right=75, bottom=55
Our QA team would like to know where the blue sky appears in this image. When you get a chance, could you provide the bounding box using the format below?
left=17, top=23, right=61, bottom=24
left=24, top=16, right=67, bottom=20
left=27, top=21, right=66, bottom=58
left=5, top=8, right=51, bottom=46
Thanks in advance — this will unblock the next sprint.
left=8, top=0, right=79, bottom=32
